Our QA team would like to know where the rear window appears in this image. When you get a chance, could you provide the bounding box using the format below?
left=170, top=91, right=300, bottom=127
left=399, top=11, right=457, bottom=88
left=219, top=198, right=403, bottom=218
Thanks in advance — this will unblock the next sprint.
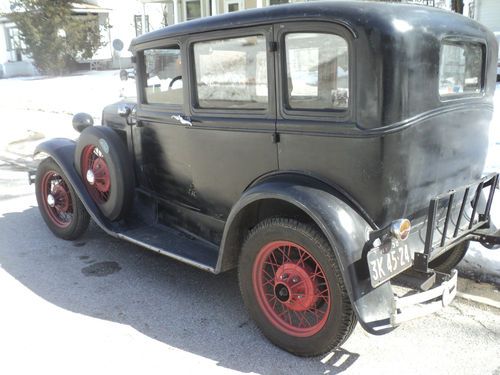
left=439, top=41, right=483, bottom=98
left=284, top=32, right=349, bottom=111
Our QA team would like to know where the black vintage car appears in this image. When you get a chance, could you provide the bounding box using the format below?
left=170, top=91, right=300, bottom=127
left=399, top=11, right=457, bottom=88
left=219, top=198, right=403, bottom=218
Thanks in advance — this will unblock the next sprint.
left=33, top=1, right=499, bottom=356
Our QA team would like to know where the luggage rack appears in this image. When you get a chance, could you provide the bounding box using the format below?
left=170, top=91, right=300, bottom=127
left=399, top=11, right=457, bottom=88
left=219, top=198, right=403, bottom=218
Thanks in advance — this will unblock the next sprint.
left=413, top=173, right=499, bottom=273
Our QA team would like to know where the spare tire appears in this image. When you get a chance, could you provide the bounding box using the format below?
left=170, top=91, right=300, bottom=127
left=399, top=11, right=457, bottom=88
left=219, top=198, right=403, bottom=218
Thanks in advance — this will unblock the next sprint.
left=75, top=126, right=134, bottom=221
left=429, top=241, right=469, bottom=273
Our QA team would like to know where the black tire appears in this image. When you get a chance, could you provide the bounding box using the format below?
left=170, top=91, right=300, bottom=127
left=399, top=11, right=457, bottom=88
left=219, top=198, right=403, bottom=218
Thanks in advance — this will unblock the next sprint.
left=35, top=157, right=90, bottom=240
left=75, top=126, right=134, bottom=221
left=429, top=241, right=469, bottom=273
left=238, top=218, right=357, bottom=357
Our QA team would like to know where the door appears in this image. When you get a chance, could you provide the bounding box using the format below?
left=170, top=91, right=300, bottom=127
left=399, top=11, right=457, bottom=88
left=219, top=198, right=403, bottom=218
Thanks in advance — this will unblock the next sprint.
left=133, top=42, right=199, bottom=208
left=184, top=26, right=279, bottom=220
left=132, top=28, right=278, bottom=242
left=274, top=22, right=359, bottom=206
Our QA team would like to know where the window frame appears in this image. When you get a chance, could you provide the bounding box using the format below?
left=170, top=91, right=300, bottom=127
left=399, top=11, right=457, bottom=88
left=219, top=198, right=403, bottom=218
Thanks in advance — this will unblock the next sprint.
left=138, top=40, right=186, bottom=112
left=187, top=25, right=275, bottom=118
left=438, top=37, right=486, bottom=102
left=276, top=22, right=354, bottom=122
left=134, top=15, right=150, bottom=37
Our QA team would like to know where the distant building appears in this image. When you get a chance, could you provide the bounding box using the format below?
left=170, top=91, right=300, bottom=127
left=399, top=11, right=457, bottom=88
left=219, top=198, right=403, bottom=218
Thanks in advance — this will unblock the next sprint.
left=0, top=0, right=456, bottom=78
left=469, top=0, right=500, bottom=32
left=0, top=0, right=35, bottom=77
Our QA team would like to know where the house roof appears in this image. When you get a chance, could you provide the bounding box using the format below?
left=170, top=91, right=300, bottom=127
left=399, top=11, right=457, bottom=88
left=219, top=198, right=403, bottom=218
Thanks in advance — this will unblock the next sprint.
left=70, top=2, right=111, bottom=14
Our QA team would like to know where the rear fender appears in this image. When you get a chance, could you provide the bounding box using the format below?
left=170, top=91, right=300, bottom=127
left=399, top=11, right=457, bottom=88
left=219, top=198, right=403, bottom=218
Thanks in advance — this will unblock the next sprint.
left=218, top=178, right=395, bottom=334
left=34, top=138, right=117, bottom=236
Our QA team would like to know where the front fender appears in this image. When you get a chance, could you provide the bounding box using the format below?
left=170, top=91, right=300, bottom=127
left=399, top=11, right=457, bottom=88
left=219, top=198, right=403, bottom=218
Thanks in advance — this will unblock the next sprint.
left=34, top=138, right=117, bottom=236
left=218, top=179, right=395, bottom=335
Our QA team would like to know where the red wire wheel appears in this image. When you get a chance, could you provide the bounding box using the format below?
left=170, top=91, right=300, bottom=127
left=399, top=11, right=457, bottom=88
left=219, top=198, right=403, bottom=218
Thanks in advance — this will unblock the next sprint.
left=39, top=170, right=74, bottom=228
left=239, top=218, right=357, bottom=356
left=252, top=240, right=331, bottom=337
left=35, top=157, right=90, bottom=240
left=80, top=145, right=111, bottom=203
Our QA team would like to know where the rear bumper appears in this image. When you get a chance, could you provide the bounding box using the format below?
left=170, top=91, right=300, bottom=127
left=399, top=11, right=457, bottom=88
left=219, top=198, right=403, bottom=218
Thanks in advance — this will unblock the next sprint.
left=364, top=173, right=498, bottom=330
left=391, top=270, right=457, bottom=326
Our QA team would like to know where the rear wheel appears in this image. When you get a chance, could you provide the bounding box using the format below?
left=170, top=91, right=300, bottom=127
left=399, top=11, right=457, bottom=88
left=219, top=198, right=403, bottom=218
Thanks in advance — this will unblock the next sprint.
left=429, top=241, right=469, bottom=273
left=238, top=218, right=356, bottom=356
left=35, top=157, right=90, bottom=240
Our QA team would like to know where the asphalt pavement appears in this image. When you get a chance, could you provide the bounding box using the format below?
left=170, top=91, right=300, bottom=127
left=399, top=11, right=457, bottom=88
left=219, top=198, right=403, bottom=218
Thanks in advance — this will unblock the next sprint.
left=1, top=154, right=500, bottom=375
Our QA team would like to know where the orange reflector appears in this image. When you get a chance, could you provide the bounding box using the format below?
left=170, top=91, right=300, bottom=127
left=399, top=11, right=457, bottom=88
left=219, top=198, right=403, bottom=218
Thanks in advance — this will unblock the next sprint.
left=390, top=219, right=411, bottom=241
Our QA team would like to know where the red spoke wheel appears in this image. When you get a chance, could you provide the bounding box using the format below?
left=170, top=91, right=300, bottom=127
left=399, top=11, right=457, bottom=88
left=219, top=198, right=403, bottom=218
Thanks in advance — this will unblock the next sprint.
left=253, top=240, right=331, bottom=337
left=81, top=145, right=112, bottom=204
left=75, top=126, right=134, bottom=221
left=35, top=158, right=90, bottom=240
left=239, top=218, right=357, bottom=357
left=40, top=170, right=73, bottom=228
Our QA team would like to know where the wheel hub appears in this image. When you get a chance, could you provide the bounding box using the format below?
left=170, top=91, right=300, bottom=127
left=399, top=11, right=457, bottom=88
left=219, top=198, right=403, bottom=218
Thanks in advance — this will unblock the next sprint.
left=51, top=184, right=70, bottom=212
left=274, top=283, right=291, bottom=302
left=86, top=169, right=95, bottom=185
left=91, top=155, right=110, bottom=193
left=274, top=263, right=317, bottom=311
left=81, top=145, right=111, bottom=203
left=47, top=194, right=55, bottom=207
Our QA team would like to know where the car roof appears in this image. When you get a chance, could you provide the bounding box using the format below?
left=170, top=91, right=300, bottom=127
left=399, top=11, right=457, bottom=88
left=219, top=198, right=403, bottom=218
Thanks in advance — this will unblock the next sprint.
left=130, top=0, right=484, bottom=49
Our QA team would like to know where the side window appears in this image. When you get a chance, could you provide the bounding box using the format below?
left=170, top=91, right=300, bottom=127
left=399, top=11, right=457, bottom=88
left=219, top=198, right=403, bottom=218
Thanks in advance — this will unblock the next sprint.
left=193, top=35, right=268, bottom=109
left=284, top=33, right=349, bottom=111
left=439, top=41, right=483, bottom=97
left=143, top=46, right=183, bottom=106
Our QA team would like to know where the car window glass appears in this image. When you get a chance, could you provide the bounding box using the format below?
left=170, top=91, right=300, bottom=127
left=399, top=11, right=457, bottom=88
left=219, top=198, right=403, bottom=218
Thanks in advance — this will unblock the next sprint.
left=439, top=42, right=483, bottom=97
left=285, top=33, right=349, bottom=111
left=193, top=35, right=268, bottom=109
left=144, top=46, right=183, bottom=106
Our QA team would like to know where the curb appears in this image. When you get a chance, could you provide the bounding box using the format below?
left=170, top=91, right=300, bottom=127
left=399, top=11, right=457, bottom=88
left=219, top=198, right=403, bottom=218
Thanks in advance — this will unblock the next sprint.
left=457, top=277, right=500, bottom=309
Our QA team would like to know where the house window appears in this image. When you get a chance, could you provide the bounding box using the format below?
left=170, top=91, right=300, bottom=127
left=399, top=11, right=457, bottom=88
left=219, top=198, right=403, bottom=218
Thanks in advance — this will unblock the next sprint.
left=224, top=0, right=243, bottom=12
left=185, top=0, right=202, bottom=20
left=269, top=0, right=288, bottom=5
left=6, top=26, right=22, bottom=62
left=228, top=3, right=239, bottom=12
left=134, top=15, right=150, bottom=36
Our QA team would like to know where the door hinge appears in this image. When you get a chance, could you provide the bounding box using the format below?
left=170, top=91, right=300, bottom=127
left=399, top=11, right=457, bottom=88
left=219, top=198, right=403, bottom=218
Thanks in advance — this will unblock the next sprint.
left=272, top=132, right=280, bottom=144
left=268, top=41, right=278, bottom=52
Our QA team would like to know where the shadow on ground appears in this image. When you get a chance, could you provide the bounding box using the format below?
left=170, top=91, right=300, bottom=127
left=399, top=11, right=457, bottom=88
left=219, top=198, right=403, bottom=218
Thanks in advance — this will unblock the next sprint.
left=0, top=206, right=360, bottom=374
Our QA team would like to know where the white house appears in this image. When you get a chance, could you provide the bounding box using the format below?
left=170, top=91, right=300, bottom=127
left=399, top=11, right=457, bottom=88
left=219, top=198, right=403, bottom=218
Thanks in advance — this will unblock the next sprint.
left=470, top=0, right=500, bottom=32
left=0, top=0, right=37, bottom=77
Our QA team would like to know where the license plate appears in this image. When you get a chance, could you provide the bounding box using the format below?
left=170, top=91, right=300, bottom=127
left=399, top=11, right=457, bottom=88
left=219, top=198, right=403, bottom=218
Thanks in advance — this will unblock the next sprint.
left=367, top=240, right=413, bottom=288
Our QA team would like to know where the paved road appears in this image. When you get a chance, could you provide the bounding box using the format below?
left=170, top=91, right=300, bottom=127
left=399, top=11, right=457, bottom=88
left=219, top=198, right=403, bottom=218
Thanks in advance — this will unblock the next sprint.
left=1, top=167, right=499, bottom=375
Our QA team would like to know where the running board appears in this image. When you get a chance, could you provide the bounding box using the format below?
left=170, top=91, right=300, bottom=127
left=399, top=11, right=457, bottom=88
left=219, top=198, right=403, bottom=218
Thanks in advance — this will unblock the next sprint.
left=116, top=224, right=219, bottom=272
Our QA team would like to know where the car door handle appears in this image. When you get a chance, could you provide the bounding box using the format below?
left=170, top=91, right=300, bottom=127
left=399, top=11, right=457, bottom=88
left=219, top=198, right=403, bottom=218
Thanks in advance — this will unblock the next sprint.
left=171, top=115, right=192, bottom=127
